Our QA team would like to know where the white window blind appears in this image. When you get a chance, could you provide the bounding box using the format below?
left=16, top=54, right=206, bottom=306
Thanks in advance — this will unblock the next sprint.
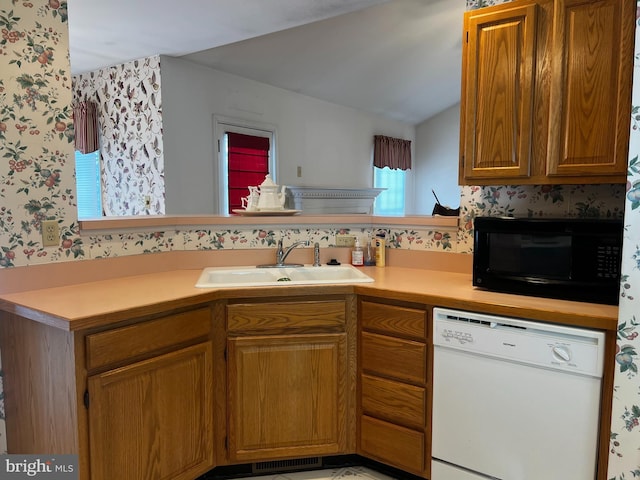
left=374, top=166, right=406, bottom=215
left=75, top=150, right=103, bottom=218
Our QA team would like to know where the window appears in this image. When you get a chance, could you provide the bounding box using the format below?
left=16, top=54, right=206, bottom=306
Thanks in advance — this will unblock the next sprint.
left=374, top=166, right=406, bottom=215
left=75, top=150, right=102, bottom=218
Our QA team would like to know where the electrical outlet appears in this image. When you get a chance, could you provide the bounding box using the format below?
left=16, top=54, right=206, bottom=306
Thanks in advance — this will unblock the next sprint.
left=335, top=234, right=356, bottom=247
left=42, top=219, right=59, bottom=247
left=297, top=166, right=302, bottom=177
left=144, top=195, right=151, bottom=209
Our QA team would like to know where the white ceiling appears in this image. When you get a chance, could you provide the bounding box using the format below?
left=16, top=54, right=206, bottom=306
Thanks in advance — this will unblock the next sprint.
left=68, top=0, right=466, bottom=125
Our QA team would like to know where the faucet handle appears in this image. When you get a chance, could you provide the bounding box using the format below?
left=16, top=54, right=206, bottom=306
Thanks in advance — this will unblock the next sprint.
left=313, top=242, right=321, bottom=266
left=276, top=238, right=284, bottom=263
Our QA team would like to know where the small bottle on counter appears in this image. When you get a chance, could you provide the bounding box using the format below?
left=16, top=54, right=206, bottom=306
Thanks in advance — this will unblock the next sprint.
left=375, top=232, right=386, bottom=267
left=352, top=237, right=364, bottom=266
left=364, top=233, right=376, bottom=266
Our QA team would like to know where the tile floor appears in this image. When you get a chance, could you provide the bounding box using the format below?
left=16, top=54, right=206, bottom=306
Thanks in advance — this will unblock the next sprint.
left=199, top=463, right=401, bottom=480
left=233, top=466, right=396, bottom=480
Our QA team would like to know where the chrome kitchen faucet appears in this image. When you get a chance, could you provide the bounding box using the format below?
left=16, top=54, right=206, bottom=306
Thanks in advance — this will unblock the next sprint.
left=276, top=239, right=308, bottom=266
left=257, top=239, right=310, bottom=267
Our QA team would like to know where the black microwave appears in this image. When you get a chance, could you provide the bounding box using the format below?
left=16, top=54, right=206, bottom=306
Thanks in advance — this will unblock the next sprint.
left=473, top=216, right=623, bottom=305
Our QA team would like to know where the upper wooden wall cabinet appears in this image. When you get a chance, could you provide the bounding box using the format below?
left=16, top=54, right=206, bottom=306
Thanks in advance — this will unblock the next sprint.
left=459, top=0, right=634, bottom=185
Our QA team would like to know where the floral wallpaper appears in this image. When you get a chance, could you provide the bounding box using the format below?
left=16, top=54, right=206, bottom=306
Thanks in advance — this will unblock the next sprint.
left=0, top=0, right=79, bottom=271
left=466, top=0, right=510, bottom=7
left=72, top=56, right=165, bottom=216
left=456, top=183, right=625, bottom=252
left=0, top=0, right=77, bottom=453
left=0, top=0, right=638, bottom=474
left=607, top=7, right=640, bottom=477
left=82, top=224, right=459, bottom=259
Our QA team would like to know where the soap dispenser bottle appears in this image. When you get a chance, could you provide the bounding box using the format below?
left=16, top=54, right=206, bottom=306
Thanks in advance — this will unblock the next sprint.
left=375, top=231, right=386, bottom=267
left=351, top=237, right=364, bottom=266
left=364, top=233, right=376, bottom=266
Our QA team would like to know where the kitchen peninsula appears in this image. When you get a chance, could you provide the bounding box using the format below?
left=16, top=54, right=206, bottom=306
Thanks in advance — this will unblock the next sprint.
left=0, top=229, right=618, bottom=479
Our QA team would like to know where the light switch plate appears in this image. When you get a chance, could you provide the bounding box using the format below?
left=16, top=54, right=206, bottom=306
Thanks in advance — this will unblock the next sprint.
left=42, top=219, right=59, bottom=247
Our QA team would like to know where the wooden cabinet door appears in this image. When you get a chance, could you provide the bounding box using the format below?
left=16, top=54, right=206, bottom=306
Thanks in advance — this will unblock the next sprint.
left=227, top=333, right=348, bottom=462
left=546, top=0, right=633, bottom=179
left=460, top=2, right=538, bottom=181
left=87, top=342, right=214, bottom=480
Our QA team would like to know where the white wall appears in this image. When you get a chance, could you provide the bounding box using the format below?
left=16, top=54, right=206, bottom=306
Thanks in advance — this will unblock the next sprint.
left=161, top=55, right=416, bottom=214
left=413, top=104, right=461, bottom=215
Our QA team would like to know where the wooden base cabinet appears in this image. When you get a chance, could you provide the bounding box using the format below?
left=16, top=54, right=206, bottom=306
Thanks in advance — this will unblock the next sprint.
left=357, top=299, right=431, bottom=478
left=0, top=305, right=215, bottom=480
left=225, top=296, right=356, bottom=463
left=85, top=308, right=215, bottom=480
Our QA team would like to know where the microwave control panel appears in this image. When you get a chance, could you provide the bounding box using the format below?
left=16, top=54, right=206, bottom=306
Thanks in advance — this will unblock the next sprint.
left=595, top=244, right=621, bottom=279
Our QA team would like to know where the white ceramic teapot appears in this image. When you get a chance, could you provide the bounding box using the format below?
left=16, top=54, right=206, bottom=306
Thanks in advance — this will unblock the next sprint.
left=257, top=174, right=286, bottom=210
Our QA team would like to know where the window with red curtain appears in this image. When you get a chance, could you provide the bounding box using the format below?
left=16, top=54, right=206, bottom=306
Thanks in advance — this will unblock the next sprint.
left=227, top=132, right=270, bottom=213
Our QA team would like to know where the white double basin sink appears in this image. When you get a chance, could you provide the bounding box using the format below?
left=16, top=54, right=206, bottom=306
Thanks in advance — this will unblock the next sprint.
left=195, top=264, right=374, bottom=288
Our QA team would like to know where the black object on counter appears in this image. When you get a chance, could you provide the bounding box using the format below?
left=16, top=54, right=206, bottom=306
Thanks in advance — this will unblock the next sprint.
left=432, top=190, right=460, bottom=216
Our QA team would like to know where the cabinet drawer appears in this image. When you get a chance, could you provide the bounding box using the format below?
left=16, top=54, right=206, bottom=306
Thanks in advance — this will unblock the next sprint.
left=361, top=374, right=425, bottom=429
left=360, top=415, right=424, bottom=474
left=361, top=301, right=427, bottom=340
left=86, top=307, right=211, bottom=371
left=361, top=332, right=426, bottom=385
left=227, top=300, right=345, bottom=333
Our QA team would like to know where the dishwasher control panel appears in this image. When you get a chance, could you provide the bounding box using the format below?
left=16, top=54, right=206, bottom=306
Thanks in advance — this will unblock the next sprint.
left=433, top=307, right=605, bottom=378
left=439, top=327, right=473, bottom=344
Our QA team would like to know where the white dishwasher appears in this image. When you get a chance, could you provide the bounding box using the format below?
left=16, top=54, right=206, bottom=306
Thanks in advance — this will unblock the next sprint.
left=431, top=307, right=605, bottom=480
